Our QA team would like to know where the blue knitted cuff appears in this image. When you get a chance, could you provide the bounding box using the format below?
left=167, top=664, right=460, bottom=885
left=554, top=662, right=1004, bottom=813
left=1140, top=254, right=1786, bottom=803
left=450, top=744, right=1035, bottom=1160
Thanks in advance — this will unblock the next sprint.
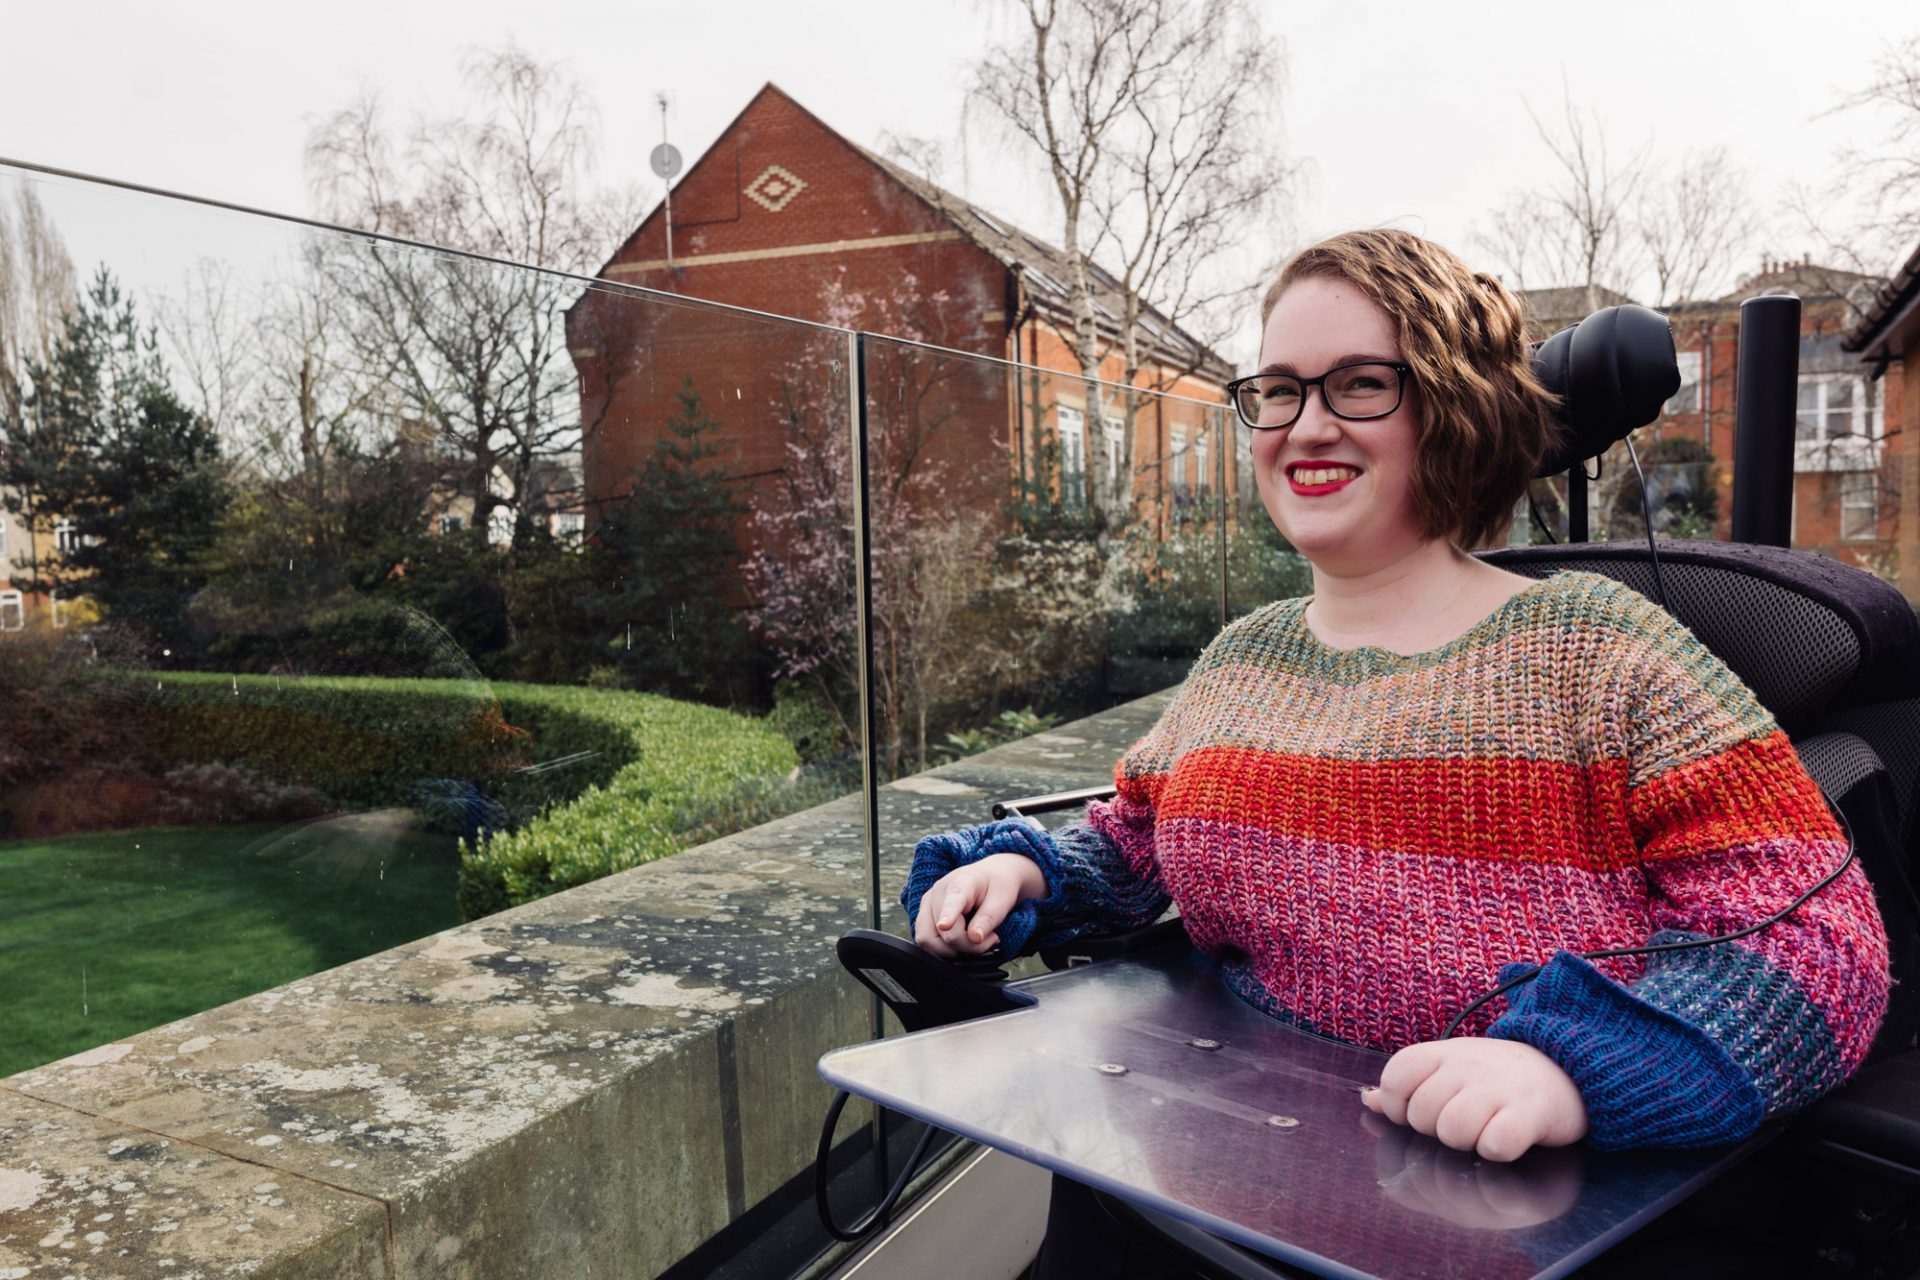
left=1486, top=951, right=1764, bottom=1150
left=900, top=819, right=1068, bottom=956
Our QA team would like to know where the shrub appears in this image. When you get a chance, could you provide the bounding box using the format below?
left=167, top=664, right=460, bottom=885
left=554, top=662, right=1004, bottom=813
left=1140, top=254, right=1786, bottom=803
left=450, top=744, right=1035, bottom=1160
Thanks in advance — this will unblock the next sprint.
left=766, top=678, right=851, bottom=764
left=456, top=689, right=799, bottom=918
left=152, top=763, right=330, bottom=826
left=119, top=672, right=532, bottom=812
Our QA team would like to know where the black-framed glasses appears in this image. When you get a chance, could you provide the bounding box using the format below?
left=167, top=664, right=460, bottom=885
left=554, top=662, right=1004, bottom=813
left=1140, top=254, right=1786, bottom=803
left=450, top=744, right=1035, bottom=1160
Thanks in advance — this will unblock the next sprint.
left=1226, top=361, right=1413, bottom=430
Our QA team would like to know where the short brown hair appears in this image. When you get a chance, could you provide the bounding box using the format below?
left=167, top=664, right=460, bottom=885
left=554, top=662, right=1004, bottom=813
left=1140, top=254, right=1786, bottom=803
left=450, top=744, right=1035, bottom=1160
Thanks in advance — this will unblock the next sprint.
left=1261, top=230, right=1563, bottom=550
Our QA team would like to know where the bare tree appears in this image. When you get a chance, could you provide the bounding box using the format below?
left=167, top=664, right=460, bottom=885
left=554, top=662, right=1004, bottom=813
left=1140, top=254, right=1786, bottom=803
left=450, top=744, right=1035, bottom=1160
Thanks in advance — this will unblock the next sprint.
left=0, top=184, right=78, bottom=593
left=1790, top=32, right=1920, bottom=295
left=0, top=184, right=77, bottom=423
left=972, top=0, right=1288, bottom=510
left=1636, top=147, right=1762, bottom=309
left=303, top=43, right=639, bottom=544
left=1478, top=89, right=1649, bottom=312
left=155, top=258, right=262, bottom=467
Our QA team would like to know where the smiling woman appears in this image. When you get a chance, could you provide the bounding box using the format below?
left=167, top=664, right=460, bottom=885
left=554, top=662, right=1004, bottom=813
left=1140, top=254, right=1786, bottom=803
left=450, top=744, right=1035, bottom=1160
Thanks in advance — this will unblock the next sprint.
left=902, top=228, right=1891, bottom=1280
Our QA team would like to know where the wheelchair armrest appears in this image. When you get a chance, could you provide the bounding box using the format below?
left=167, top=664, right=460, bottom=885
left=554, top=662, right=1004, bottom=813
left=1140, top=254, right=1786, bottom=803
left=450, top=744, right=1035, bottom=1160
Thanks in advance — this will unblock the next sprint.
left=1036, top=917, right=1191, bottom=971
left=1799, top=1050, right=1920, bottom=1184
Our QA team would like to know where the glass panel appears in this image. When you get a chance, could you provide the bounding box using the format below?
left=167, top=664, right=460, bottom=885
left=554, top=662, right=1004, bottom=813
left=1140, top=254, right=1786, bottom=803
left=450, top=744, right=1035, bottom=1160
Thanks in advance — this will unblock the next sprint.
left=1796, top=379, right=1822, bottom=443
left=857, top=337, right=1238, bottom=918
left=1827, top=378, right=1855, bottom=437
left=0, top=160, right=870, bottom=1271
left=1226, top=417, right=1315, bottom=621
left=1842, top=474, right=1878, bottom=541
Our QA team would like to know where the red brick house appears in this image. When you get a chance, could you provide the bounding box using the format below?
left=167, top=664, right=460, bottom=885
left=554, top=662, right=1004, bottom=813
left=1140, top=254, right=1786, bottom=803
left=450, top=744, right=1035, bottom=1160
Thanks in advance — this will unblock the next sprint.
left=1845, top=241, right=1920, bottom=601
left=565, top=83, right=1235, bottom=570
left=1521, top=260, right=1909, bottom=593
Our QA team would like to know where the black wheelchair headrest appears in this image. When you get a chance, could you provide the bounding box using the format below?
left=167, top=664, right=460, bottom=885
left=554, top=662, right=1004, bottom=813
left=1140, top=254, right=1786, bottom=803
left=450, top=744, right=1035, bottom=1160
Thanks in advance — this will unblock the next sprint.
left=1531, top=304, right=1681, bottom=478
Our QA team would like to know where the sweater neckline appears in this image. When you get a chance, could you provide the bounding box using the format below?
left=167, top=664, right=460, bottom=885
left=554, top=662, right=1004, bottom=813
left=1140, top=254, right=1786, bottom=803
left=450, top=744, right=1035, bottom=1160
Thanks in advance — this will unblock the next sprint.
left=1291, top=571, right=1565, bottom=666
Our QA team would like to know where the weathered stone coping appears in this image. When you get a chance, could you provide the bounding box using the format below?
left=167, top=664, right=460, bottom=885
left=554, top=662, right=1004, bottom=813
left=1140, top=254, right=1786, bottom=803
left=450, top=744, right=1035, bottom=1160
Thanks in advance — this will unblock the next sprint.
left=0, top=690, right=1175, bottom=1279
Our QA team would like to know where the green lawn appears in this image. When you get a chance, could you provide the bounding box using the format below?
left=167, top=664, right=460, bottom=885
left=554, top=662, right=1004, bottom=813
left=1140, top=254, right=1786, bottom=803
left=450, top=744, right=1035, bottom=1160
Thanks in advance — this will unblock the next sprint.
left=0, top=818, right=463, bottom=1077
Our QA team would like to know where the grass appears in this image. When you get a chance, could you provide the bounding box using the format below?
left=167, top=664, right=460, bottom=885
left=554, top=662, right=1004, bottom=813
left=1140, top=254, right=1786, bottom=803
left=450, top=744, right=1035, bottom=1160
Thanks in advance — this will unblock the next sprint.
left=0, top=818, right=463, bottom=1077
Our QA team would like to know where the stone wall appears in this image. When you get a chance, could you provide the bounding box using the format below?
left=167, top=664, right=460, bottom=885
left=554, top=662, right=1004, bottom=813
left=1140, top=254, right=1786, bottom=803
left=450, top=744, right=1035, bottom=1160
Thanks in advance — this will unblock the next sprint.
left=0, top=691, right=1172, bottom=1278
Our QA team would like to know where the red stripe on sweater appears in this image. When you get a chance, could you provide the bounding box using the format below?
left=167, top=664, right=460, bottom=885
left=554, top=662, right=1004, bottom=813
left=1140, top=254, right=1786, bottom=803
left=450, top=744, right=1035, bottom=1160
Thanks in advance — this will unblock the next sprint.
left=1127, top=734, right=1832, bottom=871
left=1628, top=730, right=1839, bottom=859
left=1147, top=745, right=1639, bottom=869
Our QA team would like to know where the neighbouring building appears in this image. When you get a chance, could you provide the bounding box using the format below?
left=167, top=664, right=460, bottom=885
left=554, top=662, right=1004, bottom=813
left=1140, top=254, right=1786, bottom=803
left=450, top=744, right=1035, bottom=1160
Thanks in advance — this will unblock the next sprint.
left=565, top=83, right=1236, bottom=578
left=1519, top=258, right=1908, bottom=591
left=1845, top=239, right=1920, bottom=601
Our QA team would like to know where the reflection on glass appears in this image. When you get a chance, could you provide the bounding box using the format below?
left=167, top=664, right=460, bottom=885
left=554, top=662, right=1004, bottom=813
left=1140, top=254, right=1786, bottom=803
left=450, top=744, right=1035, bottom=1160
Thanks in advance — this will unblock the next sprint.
left=0, top=166, right=858, bottom=1075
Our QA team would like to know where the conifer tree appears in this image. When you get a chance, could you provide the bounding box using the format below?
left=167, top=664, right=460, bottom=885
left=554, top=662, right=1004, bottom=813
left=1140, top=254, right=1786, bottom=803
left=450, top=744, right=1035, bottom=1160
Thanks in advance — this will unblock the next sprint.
left=594, top=378, right=749, bottom=700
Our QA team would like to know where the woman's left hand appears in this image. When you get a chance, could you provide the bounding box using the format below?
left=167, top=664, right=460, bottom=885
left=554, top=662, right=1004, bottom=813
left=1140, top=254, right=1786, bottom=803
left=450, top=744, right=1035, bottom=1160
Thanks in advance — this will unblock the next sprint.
left=1361, top=1039, right=1588, bottom=1162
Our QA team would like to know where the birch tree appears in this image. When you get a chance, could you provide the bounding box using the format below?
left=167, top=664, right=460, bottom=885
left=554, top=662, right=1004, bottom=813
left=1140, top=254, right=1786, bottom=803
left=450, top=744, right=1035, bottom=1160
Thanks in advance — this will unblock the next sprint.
left=972, top=0, right=1287, bottom=512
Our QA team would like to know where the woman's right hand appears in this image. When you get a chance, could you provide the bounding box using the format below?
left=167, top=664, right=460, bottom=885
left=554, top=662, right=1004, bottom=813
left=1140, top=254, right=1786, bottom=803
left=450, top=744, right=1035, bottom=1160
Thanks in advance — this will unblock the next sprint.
left=912, top=852, right=1049, bottom=958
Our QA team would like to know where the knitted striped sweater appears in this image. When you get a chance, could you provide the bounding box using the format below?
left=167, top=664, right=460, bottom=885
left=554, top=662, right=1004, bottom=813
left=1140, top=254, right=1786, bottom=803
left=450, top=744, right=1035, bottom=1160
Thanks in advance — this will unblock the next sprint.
left=906, top=570, right=1890, bottom=1149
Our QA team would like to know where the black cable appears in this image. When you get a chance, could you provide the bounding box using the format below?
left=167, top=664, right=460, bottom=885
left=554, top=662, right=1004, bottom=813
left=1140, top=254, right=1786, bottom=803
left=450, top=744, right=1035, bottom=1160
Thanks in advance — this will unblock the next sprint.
left=1623, top=436, right=1671, bottom=613
left=815, top=1088, right=942, bottom=1243
left=1439, top=793, right=1857, bottom=1040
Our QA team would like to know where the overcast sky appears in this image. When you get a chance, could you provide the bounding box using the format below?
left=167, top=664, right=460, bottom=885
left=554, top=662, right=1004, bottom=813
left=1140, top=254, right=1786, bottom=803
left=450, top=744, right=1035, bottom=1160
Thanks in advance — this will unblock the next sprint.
left=1, top=0, right=1914, bottom=365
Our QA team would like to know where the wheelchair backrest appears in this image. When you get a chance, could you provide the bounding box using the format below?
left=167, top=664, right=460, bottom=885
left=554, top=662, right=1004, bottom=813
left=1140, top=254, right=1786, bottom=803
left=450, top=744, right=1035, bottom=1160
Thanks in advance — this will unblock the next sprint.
left=1482, top=537, right=1920, bottom=1056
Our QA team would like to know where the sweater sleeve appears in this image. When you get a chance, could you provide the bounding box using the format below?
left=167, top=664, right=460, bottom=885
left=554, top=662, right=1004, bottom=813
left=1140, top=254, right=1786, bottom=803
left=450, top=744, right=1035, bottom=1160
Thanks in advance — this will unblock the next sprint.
left=1488, top=588, right=1890, bottom=1150
left=900, top=687, right=1183, bottom=956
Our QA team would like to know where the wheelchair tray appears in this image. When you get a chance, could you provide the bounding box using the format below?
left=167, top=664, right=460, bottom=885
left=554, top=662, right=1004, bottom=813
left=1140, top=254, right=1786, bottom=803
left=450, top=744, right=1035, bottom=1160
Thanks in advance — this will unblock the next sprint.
left=818, top=948, right=1764, bottom=1280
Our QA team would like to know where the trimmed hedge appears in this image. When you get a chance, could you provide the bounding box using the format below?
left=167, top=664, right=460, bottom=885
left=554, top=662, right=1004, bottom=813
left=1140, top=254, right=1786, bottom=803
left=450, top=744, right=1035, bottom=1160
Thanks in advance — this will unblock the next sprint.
left=124, top=672, right=535, bottom=811
left=90, top=673, right=799, bottom=918
left=453, top=685, right=799, bottom=918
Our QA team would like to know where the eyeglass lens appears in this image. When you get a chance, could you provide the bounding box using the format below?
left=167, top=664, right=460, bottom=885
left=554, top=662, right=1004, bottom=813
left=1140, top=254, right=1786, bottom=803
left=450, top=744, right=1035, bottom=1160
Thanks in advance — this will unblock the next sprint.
left=1235, top=364, right=1402, bottom=428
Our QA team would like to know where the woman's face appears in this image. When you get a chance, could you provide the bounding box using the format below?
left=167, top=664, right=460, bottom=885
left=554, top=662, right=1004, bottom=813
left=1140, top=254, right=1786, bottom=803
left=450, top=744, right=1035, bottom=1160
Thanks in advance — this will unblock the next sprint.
left=1250, top=276, right=1428, bottom=572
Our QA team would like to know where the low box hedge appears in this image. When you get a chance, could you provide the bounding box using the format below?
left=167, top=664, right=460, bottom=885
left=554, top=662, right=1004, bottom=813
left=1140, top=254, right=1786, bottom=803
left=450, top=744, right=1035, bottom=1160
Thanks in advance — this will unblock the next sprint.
left=87, top=673, right=798, bottom=917
left=451, top=685, right=800, bottom=918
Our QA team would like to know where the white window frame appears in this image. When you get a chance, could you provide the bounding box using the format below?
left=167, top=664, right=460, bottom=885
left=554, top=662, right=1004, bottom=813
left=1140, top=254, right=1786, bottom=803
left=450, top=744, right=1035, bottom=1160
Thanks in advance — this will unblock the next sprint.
left=553, top=511, right=585, bottom=542
left=438, top=514, right=463, bottom=535
left=1795, top=374, right=1879, bottom=473
left=487, top=507, right=515, bottom=548
left=0, top=590, right=22, bottom=631
left=50, top=590, right=68, bottom=629
left=54, top=518, right=79, bottom=554
left=1057, top=406, right=1087, bottom=508
left=1194, top=434, right=1211, bottom=494
left=1666, top=351, right=1702, bottom=415
left=1842, top=472, right=1879, bottom=541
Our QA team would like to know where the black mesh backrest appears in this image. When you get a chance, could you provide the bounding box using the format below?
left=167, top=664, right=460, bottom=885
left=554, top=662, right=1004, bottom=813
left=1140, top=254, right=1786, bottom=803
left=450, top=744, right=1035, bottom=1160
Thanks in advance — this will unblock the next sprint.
left=1481, top=541, right=1920, bottom=735
left=1480, top=540, right=1920, bottom=857
left=1483, top=540, right=1920, bottom=1059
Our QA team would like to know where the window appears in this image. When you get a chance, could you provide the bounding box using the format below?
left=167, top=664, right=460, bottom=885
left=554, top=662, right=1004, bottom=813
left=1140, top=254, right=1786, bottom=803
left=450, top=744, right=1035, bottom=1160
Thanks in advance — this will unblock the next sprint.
left=1666, top=351, right=1702, bottom=415
left=438, top=514, right=463, bottom=535
left=554, top=511, right=585, bottom=542
left=1103, top=417, right=1125, bottom=495
left=50, top=591, right=68, bottom=629
left=1842, top=473, right=1879, bottom=541
left=0, top=590, right=21, bottom=631
left=1171, top=436, right=1190, bottom=490
left=1195, top=434, right=1210, bottom=493
left=55, top=519, right=79, bottom=554
left=487, top=508, right=515, bottom=547
left=1058, top=406, right=1087, bottom=508
left=1795, top=374, right=1878, bottom=472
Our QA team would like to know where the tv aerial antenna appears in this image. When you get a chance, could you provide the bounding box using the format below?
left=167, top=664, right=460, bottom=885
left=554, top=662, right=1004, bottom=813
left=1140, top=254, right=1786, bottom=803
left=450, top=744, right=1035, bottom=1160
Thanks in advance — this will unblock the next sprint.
left=650, top=94, right=683, bottom=271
